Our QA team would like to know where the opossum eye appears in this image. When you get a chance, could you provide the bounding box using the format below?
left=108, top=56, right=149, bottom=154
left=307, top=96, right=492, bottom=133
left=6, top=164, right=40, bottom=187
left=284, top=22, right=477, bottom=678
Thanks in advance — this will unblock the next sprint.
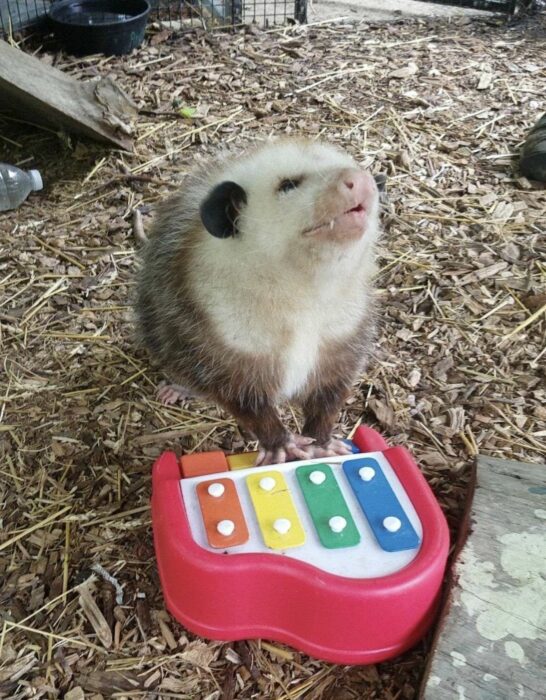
left=200, top=181, right=247, bottom=239
left=278, top=177, right=302, bottom=194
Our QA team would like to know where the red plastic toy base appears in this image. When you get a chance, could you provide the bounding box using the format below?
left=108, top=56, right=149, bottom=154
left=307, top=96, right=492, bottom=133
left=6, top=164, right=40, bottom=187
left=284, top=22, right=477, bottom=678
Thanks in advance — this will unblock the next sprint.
left=151, top=427, right=450, bottom=664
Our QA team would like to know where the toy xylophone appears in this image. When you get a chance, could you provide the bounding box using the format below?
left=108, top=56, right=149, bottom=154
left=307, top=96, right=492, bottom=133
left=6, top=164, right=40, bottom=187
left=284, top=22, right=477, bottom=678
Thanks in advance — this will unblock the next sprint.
left=151, top=426, right=449, bottom=664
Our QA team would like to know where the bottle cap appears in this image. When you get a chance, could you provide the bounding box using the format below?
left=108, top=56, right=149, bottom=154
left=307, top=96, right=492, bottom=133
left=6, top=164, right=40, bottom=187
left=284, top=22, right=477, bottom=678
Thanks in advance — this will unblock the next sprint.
left=28, top=170, right=43, bottom=191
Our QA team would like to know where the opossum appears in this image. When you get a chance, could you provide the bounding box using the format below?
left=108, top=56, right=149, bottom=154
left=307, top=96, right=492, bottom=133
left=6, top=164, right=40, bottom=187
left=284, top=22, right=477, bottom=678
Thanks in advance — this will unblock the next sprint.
left=135, top=138, right=382, bottom=465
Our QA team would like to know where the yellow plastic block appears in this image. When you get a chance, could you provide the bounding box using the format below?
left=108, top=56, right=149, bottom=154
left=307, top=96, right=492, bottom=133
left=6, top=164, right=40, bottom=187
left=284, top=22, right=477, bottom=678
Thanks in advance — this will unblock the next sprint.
left=246, top=470, right=305, bottom=550
left=227, top=451, right=259, bottom=471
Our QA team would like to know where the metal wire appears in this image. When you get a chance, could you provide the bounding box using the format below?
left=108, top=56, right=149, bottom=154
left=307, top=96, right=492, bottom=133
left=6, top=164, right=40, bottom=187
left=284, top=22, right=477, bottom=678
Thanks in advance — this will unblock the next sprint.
left=1, top=0, right=47, bottom=34
left=0, top=0, right=531, bottom=37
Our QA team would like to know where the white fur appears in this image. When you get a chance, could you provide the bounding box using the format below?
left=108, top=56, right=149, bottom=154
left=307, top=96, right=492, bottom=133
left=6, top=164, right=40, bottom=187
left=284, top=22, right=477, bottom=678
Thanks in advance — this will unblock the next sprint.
left=189, top=140, right=380, bottom=400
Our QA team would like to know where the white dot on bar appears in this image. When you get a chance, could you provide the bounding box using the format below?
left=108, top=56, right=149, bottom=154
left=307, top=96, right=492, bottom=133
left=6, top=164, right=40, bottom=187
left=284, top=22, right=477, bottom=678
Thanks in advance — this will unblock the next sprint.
left=329, top=516, right=347, bottom=533
left=383, top=516, right=402, bottom=532
left=207, top=482, right=225, bottom=498
left=217, top=519, right=235, bottom=536
left=359, top=466, right=376, bottom=482
left=259, top=476, right=276, bottom=491
left=273, top=518, right=291, bottom=535
left=309, top=470, right=326, bottom=485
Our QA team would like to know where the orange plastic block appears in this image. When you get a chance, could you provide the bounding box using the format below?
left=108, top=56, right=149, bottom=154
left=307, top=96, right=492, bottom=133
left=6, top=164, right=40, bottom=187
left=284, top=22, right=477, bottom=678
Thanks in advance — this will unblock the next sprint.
left=196, top=478, right=249, bottom=548
left=180, top=451, right=229, bottom=478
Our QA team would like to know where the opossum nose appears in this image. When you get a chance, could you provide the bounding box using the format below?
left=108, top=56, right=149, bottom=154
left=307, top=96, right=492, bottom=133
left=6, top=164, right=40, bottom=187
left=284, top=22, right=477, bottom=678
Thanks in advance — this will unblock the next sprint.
left=339, top=169, right=375, bottom=202
left=339, top=169, right=361, bottom=191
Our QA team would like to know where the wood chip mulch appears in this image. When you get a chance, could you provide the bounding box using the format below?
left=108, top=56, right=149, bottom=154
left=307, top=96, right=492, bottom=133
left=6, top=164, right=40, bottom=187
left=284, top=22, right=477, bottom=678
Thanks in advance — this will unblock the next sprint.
left=0, top=10, right=544, bottom=700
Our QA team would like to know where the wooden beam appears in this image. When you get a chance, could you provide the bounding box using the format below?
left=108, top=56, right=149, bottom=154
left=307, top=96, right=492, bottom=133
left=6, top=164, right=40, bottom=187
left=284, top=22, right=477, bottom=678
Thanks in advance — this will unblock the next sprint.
left=0, top=40, right=137, bottom=150
left=420, top=455, right=546, bottom=700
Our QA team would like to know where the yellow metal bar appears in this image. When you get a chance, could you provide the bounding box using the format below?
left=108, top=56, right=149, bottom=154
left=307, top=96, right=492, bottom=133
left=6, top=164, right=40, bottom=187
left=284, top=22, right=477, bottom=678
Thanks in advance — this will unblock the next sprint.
left=227, top=451, right=259, bottom=471
left=246, top=471, right=305, bottom=550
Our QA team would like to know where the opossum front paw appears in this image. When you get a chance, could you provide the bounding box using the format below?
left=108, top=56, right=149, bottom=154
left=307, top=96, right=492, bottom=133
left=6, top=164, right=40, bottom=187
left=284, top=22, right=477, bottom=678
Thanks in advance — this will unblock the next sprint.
left=255, top=434, right=315, bottom=466
left=284, top=437, right=353, bottom=461
left=157, top=381, right=194, bottom=405
left=307, top=438, right=353, bottom=459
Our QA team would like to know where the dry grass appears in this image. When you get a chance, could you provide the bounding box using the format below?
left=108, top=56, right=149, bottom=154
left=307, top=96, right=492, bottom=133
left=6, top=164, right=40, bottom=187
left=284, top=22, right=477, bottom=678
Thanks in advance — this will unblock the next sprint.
left=0, top=11, right=545, bottom=699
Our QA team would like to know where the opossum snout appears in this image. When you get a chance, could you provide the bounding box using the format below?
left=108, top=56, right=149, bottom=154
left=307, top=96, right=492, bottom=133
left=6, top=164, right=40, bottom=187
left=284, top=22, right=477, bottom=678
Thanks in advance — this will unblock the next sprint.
left=337, top=169, right=377, bottom=209
left=302, top=168, right=378, bottom=241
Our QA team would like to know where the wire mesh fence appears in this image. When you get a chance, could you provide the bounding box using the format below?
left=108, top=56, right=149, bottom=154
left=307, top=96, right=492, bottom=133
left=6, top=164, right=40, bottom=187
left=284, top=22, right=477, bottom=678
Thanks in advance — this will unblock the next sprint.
left=150, top=0, right=306, bottom=28
left=0, top=0, right=539, bottom=38
left=0, top=0, right=47, bottom=34
left=0, top=0, right=306, bottom=36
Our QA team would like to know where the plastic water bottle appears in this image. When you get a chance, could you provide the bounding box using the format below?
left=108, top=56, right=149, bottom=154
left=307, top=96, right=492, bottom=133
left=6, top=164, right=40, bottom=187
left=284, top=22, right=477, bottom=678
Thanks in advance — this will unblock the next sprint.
left=0, top=163, right=43, bottom=212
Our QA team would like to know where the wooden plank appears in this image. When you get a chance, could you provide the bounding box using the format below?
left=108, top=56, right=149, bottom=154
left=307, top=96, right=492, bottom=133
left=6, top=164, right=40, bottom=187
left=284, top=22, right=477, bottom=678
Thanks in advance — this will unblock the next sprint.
left=420, top=455, right=546, bottom=700
left=0, top=39, right=137, bottom=150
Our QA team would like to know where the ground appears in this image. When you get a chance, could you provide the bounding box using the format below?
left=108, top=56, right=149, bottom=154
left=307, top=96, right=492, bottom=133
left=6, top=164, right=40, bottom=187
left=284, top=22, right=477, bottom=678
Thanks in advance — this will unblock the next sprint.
left=0, top=9, right=545, bottom=700
left=309, top=0, right=489, bottom=23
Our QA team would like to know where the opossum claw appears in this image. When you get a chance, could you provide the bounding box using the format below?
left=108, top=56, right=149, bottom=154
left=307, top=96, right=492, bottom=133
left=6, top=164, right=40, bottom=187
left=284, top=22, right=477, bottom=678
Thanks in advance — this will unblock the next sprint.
left=313, top=438, right=353, bottom=458
left=157, top=381, right=194, bottom=405
left=256, top=436, right=312, bottom=466
left=256, top=447, right=285, bottom=466
left=291, top=434, right=315, bottom=448
left=255, top=434, right=354, bottom=466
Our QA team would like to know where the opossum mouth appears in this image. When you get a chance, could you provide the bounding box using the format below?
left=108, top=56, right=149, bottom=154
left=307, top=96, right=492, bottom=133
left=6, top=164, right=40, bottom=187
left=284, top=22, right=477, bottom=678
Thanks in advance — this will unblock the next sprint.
left=302, top=203, right=366, bottom=237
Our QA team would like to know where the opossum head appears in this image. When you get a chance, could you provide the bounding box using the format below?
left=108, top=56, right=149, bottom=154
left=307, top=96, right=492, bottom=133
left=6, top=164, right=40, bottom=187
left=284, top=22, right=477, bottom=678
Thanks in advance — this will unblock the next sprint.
left=198, top=139, right=381, bottom=269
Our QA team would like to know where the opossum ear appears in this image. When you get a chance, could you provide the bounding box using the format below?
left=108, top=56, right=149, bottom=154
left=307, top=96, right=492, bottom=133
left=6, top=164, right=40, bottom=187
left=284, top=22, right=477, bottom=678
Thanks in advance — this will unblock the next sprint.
left=200, top=181, right=247, bottom=239
left=373, top=173, right=387, bottom=193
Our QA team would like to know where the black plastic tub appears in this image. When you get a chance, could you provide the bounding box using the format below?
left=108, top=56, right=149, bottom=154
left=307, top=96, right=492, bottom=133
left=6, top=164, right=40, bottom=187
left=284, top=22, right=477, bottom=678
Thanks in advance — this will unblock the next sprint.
left=48, top=0, right=150, bottom=56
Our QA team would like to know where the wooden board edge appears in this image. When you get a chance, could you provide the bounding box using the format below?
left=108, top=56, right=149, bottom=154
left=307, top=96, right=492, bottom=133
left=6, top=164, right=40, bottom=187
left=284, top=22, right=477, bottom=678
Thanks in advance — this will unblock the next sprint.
left=417, top=457, right=477, bottom=699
